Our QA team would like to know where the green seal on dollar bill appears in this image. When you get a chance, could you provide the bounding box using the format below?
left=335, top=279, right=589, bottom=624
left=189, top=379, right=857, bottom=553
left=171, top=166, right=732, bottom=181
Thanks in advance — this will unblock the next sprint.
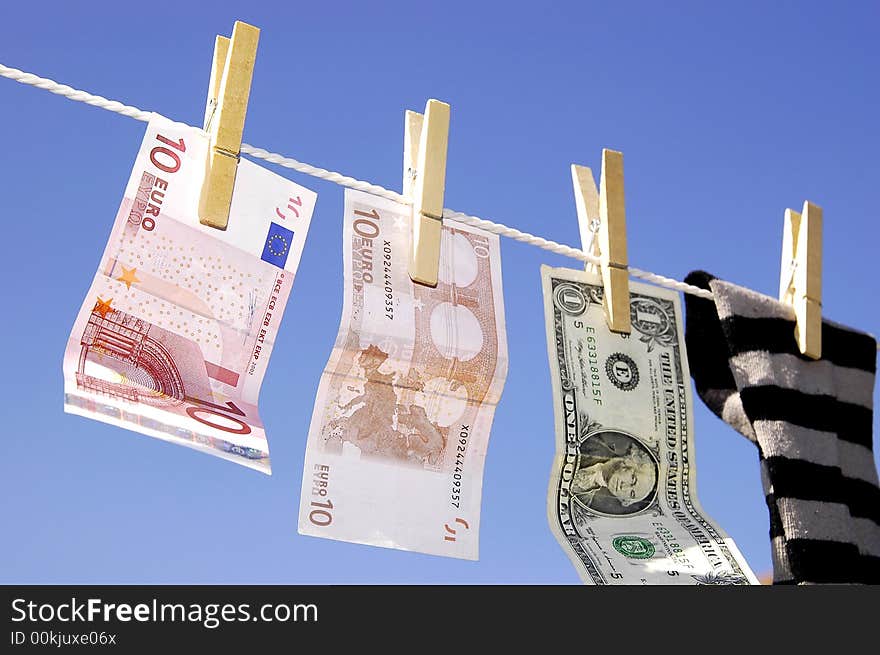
left=612, top=536, right=655, bottom=559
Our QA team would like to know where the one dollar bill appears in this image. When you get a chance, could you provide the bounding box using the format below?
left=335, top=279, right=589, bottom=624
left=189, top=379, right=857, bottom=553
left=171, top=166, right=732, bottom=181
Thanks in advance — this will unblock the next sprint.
left=298, top=189, right=508, bottom=559
left=542, top=265, right=757, bottom=584
left=64, top=115, right=316, bottom=473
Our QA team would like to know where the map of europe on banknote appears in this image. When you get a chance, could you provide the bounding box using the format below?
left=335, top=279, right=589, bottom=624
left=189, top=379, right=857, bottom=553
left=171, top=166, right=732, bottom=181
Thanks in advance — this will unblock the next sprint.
left=63, top=115, right=316, bottom=474
left=542, top=266, right=758, bottom=584
left=298, top=189, right=508, bottom=559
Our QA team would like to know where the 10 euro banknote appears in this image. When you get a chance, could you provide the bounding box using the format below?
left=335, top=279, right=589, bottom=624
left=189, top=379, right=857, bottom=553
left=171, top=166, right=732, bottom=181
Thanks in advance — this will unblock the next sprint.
left=542, top=266, right=758, bottom=584
left=63, top=114, right=316, bottom=473
left=298, top=189, right=508, bottom=559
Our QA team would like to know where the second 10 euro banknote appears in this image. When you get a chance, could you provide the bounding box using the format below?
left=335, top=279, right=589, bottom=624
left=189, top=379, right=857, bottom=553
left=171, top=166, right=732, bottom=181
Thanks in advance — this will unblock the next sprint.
left=63, top=115, right=316, bottom=473
left=298, top=189, right=508, bottom=559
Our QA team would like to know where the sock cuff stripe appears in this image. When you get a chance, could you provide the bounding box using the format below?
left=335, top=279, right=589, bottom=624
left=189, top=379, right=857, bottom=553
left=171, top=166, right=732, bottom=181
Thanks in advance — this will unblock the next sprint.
left=784, top=539, right=880, bottom=584
left=717, top=315, right=877, bottom=371
left=740, top=386, right=873, bottom=448
left=729, top=351, right=875, bottom=410
left=763, top=456, right=880, bottom=524
left=775, top=497, right=880, bottom=551
left=753, top=420, right=879, bottom=485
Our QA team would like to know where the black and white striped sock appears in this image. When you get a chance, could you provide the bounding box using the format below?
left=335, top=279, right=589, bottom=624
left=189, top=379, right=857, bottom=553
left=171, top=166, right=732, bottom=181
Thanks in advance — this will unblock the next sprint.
left=683, top=271, right=879, bottom=584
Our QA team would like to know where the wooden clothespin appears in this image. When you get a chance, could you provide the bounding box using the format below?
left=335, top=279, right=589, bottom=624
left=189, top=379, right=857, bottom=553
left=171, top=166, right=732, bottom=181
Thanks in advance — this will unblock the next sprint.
left=199, top=21, right=260, bottom=230
left=404, top=99, right=450, bottom=287
left=779, top=201, right=823, bottom=359
left=571, top=149, right=630, bottom=333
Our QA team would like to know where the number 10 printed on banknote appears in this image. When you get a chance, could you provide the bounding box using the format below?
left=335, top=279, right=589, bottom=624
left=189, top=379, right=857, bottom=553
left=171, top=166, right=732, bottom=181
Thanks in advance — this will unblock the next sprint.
left=299, top=189, right=508, bottom=559
left=64, top=115, right=316, bottom=473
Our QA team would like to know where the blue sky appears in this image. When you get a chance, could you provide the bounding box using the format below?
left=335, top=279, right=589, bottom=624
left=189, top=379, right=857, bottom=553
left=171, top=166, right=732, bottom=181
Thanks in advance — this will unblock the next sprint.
left=1, top=1, right=877, bottom=583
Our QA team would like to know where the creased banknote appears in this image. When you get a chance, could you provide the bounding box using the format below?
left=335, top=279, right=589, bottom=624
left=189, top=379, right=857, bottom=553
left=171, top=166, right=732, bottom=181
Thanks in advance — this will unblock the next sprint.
left=542, top=266, right=757, bottom=584
left=298, top=189, right=508, bottom=559
left=63, top=114, right=316, bottom=474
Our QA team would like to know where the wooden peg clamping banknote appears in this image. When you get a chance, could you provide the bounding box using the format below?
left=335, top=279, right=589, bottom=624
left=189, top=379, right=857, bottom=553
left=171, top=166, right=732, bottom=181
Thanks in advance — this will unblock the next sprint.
left=571, top=150, right=630, bottom=334
left=407, top=99, right=450, bottom=287
left=199, top=20, right=260, bottom=230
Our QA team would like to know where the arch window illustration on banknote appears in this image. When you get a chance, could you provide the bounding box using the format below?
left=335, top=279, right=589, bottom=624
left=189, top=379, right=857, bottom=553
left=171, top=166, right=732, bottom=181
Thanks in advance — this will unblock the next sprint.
left=78, top=304, right=195, bottom=407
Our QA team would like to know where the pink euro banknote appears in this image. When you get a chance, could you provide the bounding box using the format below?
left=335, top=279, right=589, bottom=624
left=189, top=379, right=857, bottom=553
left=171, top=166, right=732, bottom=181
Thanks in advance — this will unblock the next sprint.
left=298, top=189, right=508, bottom=559
left=64, top=115, right=316, bottom=473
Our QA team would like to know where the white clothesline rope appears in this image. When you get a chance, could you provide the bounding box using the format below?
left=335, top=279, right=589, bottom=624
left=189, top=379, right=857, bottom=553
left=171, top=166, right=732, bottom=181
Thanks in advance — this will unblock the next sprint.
left=3, top=61, right=878, bottom=353
left=0, top=62, right=711, bottom=301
